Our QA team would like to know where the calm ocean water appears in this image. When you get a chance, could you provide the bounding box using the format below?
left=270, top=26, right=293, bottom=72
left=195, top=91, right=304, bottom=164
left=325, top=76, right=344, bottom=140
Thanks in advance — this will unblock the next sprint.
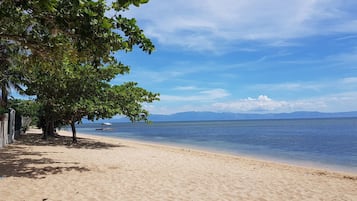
left=74, top=118, right=357, bottom=172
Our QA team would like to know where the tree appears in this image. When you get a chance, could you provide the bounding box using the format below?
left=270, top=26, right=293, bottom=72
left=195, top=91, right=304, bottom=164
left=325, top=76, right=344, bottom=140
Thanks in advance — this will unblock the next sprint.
left=20, top=28, right=157, bottom=142
left=8, top=98, right=39, bottom=118
left=1, top=0, right=159, bottom=141
left=0, top=40, right=24, bottom=110
left=23, top=51, right=159, bottom=142
left=61, top=68, right=159, bottom=143
left=0, top=0, right=154, bottom=62
left=8, top=98, right=40, bottom=129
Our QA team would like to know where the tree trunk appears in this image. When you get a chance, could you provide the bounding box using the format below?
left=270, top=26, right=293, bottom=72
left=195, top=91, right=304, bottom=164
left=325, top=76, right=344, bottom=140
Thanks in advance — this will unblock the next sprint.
left=0, top=85, right=8, bottom=108
left=48, top=120, right=55, bottom=136
left=70, top=121, right=77, bottom=143
left=42, top=120, right=48, bottom=140
left=42, top=117, right=55, bottom=139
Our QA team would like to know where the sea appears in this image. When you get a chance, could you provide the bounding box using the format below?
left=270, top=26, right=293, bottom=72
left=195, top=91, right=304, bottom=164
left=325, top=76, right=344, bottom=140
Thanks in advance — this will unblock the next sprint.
left=74, top=118, right=357, bottom=173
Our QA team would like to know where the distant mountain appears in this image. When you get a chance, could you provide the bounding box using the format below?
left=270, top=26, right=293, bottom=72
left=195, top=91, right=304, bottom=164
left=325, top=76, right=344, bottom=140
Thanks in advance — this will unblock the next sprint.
left=82, top=111, right=357, bottom=123
left=147, top=111, right=357, bottom=122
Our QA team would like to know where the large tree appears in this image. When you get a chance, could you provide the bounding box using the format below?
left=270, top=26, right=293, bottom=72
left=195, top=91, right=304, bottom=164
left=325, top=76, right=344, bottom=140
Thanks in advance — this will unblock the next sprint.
left=23, top=48, right=159, bottom=142
left=2, top=0, right=160, bottom=141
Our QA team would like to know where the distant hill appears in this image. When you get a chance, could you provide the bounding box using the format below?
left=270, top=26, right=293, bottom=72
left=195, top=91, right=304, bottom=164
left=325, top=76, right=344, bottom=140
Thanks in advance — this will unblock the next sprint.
left=147, top=111, right=357, bottom=122
left=89, top=111, right=357, bottom=123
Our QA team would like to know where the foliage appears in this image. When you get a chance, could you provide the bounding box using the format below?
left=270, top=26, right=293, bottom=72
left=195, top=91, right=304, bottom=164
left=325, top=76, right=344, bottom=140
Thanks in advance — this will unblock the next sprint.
left=23, top=48, right=159, bottom=122
left=0, top=105, right=7, bottom=115
left=8, top=98, right=39, bottom=117
left=0, top=0, right=160, bottom=141
left=0, top=0, right=154, bottom=63
left=22, top=46, right=159, bottom=141
left=0, top=40, right=24, bottom=108
left=8, top=98, right=40, bottom=126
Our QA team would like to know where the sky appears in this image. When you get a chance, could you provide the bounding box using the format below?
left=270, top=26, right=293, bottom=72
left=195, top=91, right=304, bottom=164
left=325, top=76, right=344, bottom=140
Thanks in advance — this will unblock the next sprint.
left=111, top=0, right=357, bottom=115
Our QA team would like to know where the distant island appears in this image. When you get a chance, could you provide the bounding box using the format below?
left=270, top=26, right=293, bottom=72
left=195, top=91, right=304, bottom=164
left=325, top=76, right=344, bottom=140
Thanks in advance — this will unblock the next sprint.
left=89, top=111, right=357, bottom=123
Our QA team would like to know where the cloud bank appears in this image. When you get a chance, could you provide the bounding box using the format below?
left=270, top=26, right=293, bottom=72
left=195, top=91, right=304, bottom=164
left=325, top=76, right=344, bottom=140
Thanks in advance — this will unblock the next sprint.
left=148, top=93, right=357, bottom=115
left=127, top=0, right=357, bottom=52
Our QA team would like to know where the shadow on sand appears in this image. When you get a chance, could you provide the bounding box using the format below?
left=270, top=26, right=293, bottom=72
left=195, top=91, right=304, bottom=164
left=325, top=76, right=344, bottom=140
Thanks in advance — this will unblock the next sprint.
left=0, top=131, right=124, bottom=179
left=0, top=146, right=89, bottom=179
left=17, top=131, right=124, bottom=150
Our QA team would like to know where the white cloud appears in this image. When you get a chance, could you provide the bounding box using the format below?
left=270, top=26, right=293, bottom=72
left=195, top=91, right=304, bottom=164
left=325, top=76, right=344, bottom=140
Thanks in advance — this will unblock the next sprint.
left=335, top=34, right=357, bottom=41
left=217, top=92, right=357, bottom=113
left=300, top=92, right=357, bottom=112
left=173, top=86, right=200, bottom=91
left=252, top=76, right=357, bottom=93
left=125, top=0, right=357, bottom=52
left=212, top=95, right=290, bottom=112
left=161, top=88, right=230, bottom=102
left=146, top=92, right=357, bottom=114
left=112, top=65, right=198, bottom=85
left=342, top=77, right=357, bottom=84
left=200, top=89, right=230, bottom=99
left=327, top=48, right=357, bottom=65
left=253, top=82, right=324, bottom=92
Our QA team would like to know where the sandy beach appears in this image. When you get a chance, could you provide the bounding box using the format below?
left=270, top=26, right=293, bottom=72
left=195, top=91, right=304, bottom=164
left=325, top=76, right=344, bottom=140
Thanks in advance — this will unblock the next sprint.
left=0, top=129, right=356, bottom=201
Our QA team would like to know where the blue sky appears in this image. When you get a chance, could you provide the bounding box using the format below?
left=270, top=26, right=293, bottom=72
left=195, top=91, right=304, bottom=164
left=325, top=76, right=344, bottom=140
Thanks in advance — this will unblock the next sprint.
left=111, top=0, right=357, bottom=114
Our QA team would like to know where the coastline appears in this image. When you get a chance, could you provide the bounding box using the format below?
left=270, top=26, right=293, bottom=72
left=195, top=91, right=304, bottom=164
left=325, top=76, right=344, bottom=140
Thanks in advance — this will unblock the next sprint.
left=74, top=127, right=357, bottom=175
left=74, top=118, right=357, bottom=174
left=75, top=130, right=357, bottom=174
left=0, top=128, right=356, bottom=200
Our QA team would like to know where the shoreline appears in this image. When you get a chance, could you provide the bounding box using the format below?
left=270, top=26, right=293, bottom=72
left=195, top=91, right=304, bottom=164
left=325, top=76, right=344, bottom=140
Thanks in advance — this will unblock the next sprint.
left=1, top=128, right=356, bottom=200
left=72, top=129, right=357, bottom=175
left=68, top=130, right=357, bottom=177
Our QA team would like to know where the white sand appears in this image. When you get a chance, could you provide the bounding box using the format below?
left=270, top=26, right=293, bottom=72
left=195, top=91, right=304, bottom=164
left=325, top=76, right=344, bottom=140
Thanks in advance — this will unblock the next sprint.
left=0, top=128, right=356, bottom=201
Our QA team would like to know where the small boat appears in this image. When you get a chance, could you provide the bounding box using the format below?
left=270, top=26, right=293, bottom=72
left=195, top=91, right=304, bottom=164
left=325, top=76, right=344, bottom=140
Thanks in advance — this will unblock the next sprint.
left=96, top=122, right=112, bottom=130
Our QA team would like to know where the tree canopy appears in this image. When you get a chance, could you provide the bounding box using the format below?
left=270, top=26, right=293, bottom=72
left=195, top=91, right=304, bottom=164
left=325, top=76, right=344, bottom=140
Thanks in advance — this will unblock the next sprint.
left=0, top=0, right=160, bottom=142
left=0, top=0, right=154, bottom=58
